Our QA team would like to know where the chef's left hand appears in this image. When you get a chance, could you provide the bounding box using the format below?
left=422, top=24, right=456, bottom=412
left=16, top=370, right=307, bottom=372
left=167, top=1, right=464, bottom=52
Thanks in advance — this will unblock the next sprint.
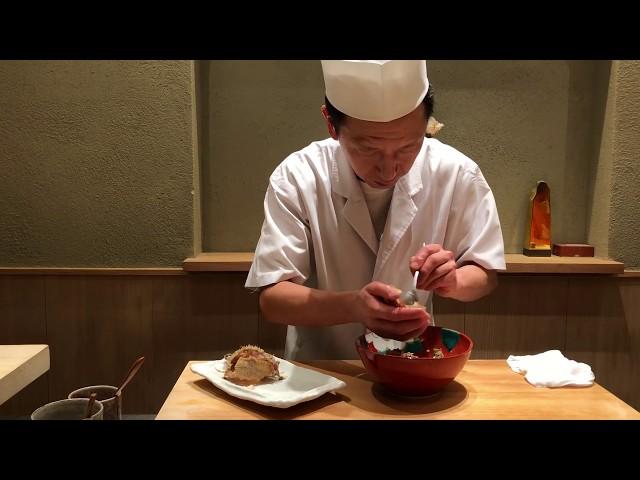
left=409, top=244, right=458, bottom=295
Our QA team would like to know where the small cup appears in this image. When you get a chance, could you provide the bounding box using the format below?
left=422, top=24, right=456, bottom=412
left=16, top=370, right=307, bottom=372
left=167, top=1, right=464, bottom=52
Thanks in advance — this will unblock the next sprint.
left=31, top=398, right=103, bottom=420
left=68, top=385, right=122, bottom=420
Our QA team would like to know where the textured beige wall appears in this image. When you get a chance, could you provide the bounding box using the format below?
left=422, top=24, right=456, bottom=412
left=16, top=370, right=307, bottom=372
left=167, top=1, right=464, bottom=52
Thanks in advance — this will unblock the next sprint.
left=0, top=61, right=195, bottom=267
left=587, top=62, right=615, bottom=258
left=202, top=61, right=327, bottom=251
left=202, top=60, right=608, bottom=254
left=430, top=60, right=608, bottom=253
left=2, top=60, right=634, bottom=267
left=608, top=61, right=640, bottom=268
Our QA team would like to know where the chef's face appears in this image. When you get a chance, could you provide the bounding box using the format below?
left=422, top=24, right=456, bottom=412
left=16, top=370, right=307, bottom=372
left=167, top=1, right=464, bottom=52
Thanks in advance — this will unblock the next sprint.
left=322, top=104, right=427, bottom=189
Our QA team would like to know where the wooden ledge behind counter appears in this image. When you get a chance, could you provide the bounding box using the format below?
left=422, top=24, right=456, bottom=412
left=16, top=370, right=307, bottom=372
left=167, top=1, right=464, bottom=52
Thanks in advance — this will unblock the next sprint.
left=182, top=252, right=626, bottom=275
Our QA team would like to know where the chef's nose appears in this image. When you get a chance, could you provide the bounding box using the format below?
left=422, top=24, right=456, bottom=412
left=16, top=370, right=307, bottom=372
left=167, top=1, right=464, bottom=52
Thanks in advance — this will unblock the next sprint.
left=379, top=157, right=397, bottom=181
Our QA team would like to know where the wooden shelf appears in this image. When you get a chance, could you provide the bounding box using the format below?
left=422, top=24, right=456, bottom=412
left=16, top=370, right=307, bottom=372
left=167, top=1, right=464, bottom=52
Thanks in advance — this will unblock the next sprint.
left=0, top=267, right=184, bottom=275
left=183, top=252, right=625, bottom=274
left=0, top=255, right=624, bottom=276
left=504, top=254, right=624, bottom=274
left=182, top=252, right=255, bottom=272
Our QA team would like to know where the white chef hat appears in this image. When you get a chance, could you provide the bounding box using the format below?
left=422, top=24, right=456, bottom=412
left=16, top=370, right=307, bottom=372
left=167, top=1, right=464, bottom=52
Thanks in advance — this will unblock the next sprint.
left=321, top=60, right=429, bottom=122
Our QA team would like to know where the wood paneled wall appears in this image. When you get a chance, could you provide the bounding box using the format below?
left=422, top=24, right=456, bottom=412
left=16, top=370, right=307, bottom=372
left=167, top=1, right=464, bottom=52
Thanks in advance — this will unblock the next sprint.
left=1, top=273, right=639, bottom=416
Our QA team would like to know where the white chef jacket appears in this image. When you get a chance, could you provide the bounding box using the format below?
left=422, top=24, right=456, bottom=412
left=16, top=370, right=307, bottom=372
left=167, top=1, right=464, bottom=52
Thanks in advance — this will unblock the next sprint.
left=246, top=137, right=505, bottom=360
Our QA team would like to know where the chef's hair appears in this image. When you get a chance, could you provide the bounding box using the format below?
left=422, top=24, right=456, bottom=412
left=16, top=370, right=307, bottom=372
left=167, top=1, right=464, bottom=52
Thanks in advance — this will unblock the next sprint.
left=324, top=86, right=434, bottom=135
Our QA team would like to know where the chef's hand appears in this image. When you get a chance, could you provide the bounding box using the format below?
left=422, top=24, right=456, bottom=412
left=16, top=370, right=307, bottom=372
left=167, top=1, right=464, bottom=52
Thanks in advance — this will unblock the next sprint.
left=353, top=281, right=430, bottom=341
left=410, top=244, right=458, bottom=295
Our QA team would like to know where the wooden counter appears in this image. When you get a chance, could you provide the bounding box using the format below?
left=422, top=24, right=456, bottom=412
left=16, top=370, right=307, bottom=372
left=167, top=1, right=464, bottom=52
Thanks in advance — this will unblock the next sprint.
left=156, top=359, right=640, bottom=420
left=0, top=345, right=50, bottom=406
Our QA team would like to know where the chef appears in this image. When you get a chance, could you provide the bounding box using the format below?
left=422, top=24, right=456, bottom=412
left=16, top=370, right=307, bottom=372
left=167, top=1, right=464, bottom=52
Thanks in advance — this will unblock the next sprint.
left=246, top=60, right=505, bottom=360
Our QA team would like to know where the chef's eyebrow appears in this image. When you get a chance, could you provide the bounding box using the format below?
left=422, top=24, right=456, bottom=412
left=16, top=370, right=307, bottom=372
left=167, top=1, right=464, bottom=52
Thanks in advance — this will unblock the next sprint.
left=354, top=138, right=421, bottom=149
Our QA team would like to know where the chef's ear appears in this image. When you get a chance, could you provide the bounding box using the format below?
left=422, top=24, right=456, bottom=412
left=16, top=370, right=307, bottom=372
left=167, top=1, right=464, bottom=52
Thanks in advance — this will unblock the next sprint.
left=321, top=104, right=339, bottom=140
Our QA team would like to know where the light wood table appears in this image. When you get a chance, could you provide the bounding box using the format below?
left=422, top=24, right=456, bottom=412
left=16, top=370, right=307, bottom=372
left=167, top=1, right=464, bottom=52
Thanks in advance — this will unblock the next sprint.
left=0, top=345, right=50, bottom=406
left=156, top=359, right=640, bottom=420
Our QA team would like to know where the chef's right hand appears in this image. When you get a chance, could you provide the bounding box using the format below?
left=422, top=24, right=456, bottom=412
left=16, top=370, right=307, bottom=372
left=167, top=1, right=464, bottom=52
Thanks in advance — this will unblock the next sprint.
left=353, top=282, right=431, bottom=341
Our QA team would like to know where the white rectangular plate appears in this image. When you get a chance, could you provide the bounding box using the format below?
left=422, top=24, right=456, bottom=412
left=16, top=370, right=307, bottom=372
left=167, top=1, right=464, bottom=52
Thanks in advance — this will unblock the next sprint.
left=191, top=358, right=346, bottom=409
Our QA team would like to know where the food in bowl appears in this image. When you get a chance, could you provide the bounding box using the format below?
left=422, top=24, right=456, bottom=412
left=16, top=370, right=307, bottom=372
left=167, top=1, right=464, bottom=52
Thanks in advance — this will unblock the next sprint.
left=223, top=345, right=281, bottom=385
left=357, top=326, right=473, bottom=396
left=365, top=327, right=461, bottom=359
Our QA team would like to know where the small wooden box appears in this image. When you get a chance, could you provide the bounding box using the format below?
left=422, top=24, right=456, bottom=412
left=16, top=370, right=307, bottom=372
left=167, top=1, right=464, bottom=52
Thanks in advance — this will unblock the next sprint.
left=552, top=243, right=595, bottom=257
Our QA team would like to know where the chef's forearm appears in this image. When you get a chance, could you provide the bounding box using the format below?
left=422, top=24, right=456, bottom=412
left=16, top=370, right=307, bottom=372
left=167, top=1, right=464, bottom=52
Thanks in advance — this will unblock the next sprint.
left=259, top=281, right=355, bottom=327
left=437, top=264, right=497, bottom=302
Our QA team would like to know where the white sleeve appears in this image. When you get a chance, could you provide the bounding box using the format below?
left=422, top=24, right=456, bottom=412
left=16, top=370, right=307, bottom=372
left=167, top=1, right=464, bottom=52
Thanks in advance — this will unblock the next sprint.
left=245, top=165, right=313, bottom=289
left=444, top=165, right=506, bottom=271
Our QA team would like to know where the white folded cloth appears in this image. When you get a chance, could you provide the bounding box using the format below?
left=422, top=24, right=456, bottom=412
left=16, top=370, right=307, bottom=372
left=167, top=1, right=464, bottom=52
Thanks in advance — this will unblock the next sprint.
left=506, top=350, right=595, bottom=387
